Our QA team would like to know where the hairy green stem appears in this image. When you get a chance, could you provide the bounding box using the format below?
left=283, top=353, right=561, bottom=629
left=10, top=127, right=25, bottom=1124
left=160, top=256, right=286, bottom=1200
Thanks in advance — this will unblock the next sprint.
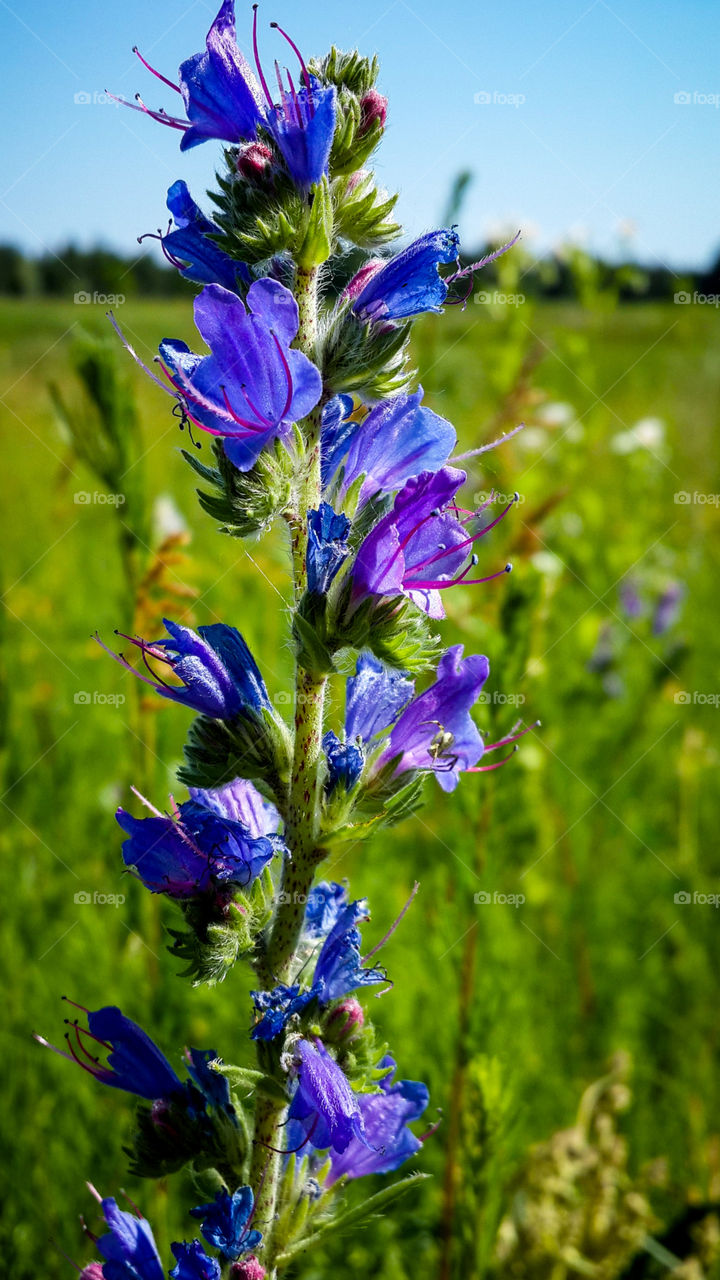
left=250, top=266, right=328, bottom=1260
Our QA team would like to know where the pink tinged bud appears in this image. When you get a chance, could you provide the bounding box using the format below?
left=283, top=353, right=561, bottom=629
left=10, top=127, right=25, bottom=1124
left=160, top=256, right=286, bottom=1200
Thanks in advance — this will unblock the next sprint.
left=80, top=1267, right=105, bottom=1280
left=329, top=997, right=365, bottom=1032
left=237, top=141, right=274, bottom=179
left=359, top=88, right=388, bottom=134
left=347, top=168, right=368, bottom=193
left=231, top=1258, right=267, bottom=1280
left=343, top=259, right=384, bottom=304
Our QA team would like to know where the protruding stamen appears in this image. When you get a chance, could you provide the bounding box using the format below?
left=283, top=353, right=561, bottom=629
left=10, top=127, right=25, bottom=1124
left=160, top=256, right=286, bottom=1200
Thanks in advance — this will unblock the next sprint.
left=270, top=332, right=295, bottom=420
left=220, top=386, right=271, bottom=434
left=470, top=744, right=519, bottom=772
left=270, top=21, right=313, bottom=101
left=132, top=46, right=181, bottom=94
left=252, top=5, right=274, bottom=107
left=484, top=719, right=540, bottom=752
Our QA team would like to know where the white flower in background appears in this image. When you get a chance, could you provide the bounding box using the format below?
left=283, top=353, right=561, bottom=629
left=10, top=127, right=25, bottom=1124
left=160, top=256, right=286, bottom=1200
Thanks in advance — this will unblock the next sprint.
left=536, top=401, right=575, bottom=427
left=153, top=494, right=188, bottom=541
left=610, top=416, right=666, bottom=456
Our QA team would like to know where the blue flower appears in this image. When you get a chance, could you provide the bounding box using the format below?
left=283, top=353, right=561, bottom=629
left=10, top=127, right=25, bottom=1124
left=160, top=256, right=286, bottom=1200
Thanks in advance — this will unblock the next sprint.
left=186, top=1047, right=233, bottom=1113
left=288, top=1039, right=369, bottom=1153
left=250, top=983, right=321, bottom=1041
left=326, top=1055, right=429, bottom=1184
left=115, top=3, right=337, bottom=189
left=322, top=730, right=364, bottom=795
left=97, top=1196, right=165, bottom=1280
left=112, top=2, right=264, bottom=152
left=189, top=777, right=280, bottom=838
left=157, top=180, right=249, bottom=292
left=250, top=896, right=383, bottom=1039
left=37, top=1003, right=232, bottom=1116
left=352, top=467, right=513, bottom=619
left=320, top=395, right=356, bottom=489
left=157, top=281, right=322, bottom=471
left=330, top=388, right=456, bottom=507
left=177, top=1, right=265, bottom=151
left=377, top=645, right=490, bottom=792
left=190, top=1185, right=262, bottom=1260
left=116, top=794, right=281, bottom=899
left=350, top=229, right=460, bottom=323
left=345, top=652, right=414, bottom=745
left=306, top=503, right=351, bottom=595
left=266, top=75, right=337, bottom=191
left=169, top=1240, right=221, bottom=1280
left=98, top=619, right=271, bottom=719
left=313, top=900, right=385, bottom=1003
left=304, top=881, right=348, bottom=939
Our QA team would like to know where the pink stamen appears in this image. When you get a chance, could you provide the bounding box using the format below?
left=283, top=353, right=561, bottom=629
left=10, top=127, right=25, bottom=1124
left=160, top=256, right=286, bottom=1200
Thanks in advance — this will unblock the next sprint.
left=410, top=563, right=512, bottom=590
left=132, top=93, right=188, bottom=131
left=132, top=46, right=181, bottom=94
left=484, top=719, right=540, bottom=752
left=286, top=68, right=302, bottom=124
left=469, top=745, right=518, bottom=772
left=130, top=785, right=165, bottom=818
left=220, top=386, right=271, bottom=434
left=415, top=493, right=517, bottom=574
left=237, top=382, right=275, bottom=429
left=274, top=59, right=292, bottom=121
left=271, top=331, right=295, bottom=419
left=252, top=6, right=274, bottom=107
left=270, top=21, right=313, bottom=103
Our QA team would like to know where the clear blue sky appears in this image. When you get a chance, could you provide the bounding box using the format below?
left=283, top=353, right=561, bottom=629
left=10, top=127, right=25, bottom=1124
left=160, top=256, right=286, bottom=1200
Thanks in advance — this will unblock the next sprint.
left=0, top=0, right=716, bottom=270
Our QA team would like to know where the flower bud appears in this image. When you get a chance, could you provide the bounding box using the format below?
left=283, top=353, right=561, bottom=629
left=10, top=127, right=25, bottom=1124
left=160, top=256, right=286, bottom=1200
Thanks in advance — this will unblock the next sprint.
left=231, top=1257, right=267, bottom=1280
left=359, top=88, right=388, bottom=135
left=324, top=996, right=365, bottom=1044
left=236, top=141, right=274, bottom=181
left=80, top=1268, right=105, bottom=1280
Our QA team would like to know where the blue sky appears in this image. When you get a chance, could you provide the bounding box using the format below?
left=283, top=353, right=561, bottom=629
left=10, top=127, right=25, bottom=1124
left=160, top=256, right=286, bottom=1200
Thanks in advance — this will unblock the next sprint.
left=0, top=0, right=717, bottom=270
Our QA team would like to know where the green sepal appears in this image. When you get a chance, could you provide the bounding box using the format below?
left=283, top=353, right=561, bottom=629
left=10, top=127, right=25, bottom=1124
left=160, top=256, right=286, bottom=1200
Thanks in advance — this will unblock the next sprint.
left=333, top=171, right=400, bottom=250
left=292, top=598, right=337, bottom=677
left=297, top=177, right=334, bottom=269
left=167, top=867, right=275, bottom=987
left=209, top=152, right=305, bottom=264
left=275, top=1173, right=430, bottom=1269
left=183, top=438, right=293, bottom=538
left=177, top=706, right=292, bottom=804
left=327, top=582, right=443, bottom=674
left=126, top=1095, right=246, bottom=1185
left=324, top=308, right=413, bottom=401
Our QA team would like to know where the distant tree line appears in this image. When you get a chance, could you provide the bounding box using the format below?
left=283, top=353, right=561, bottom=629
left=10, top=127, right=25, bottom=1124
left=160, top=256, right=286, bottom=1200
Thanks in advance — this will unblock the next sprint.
left=0, top=240, right=714, bottom=302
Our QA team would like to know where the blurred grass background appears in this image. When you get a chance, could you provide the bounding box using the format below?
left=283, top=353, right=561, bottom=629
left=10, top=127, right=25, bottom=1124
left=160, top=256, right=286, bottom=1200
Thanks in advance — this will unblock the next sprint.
left=2, top=267, right=720, bottom=1277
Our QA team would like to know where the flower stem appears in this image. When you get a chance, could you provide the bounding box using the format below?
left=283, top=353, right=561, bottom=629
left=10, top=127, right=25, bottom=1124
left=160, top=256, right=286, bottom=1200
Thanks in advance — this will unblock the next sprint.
left=250, top=265, right=327, bottom=1262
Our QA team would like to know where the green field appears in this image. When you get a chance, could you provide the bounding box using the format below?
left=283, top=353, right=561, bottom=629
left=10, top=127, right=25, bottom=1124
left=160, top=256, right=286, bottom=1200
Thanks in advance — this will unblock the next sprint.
left=2, top=291, right=719, bottom=1278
